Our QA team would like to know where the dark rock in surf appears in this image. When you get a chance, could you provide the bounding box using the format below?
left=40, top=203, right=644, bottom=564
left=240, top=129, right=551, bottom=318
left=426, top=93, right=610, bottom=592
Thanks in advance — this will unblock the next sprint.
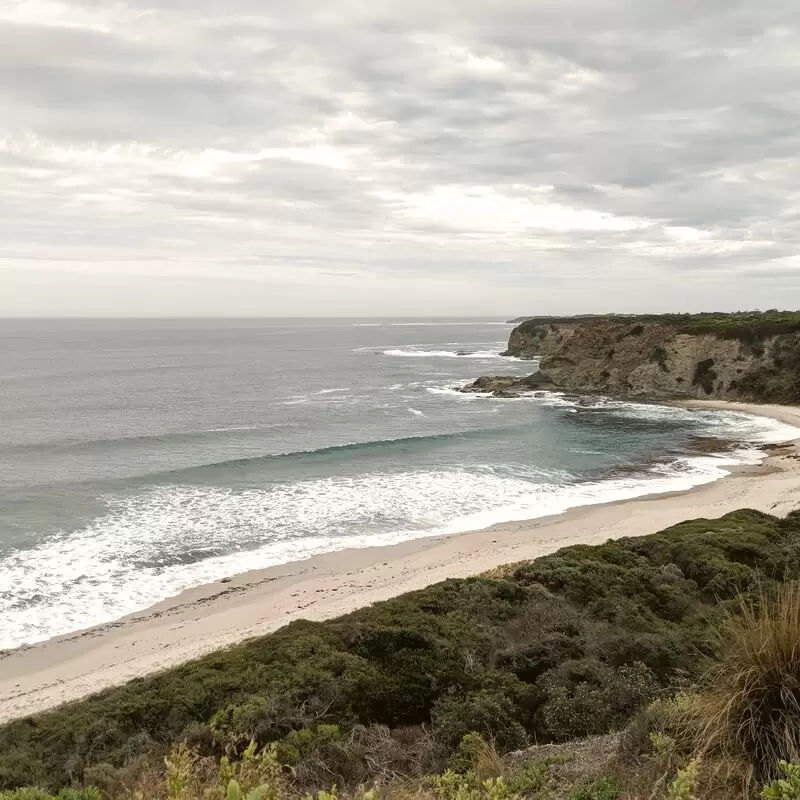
left=458, top=371, right=555, bottom=397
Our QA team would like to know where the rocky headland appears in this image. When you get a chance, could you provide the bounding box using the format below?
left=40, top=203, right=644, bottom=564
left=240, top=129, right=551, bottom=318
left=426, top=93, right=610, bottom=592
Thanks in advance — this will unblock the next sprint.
left=466, top=312, right=800, bottom=402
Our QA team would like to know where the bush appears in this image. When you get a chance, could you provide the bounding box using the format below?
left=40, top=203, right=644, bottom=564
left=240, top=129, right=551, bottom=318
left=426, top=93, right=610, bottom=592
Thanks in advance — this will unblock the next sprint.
left=273, top=725, right=373, bottom=789
left=274, top=725, right=344, bottom=767
left=665, top=758, right=701, bottom=800
left=537, top=660, right=658, bottom=741
left=432, top=692, right=528, bottom=753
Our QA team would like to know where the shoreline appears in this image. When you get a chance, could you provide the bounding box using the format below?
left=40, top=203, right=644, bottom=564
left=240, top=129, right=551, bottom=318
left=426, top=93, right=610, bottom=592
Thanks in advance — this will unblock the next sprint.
left=2, top=400, right=800, bottom=723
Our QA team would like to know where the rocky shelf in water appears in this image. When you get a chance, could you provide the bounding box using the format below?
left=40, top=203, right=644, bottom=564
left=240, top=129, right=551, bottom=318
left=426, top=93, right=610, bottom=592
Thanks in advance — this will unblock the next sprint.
left=458, top=372, right=557, bottom=398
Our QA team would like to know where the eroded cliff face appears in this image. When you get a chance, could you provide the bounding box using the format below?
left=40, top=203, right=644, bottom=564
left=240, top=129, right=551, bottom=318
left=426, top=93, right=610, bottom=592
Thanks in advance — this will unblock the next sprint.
left=503, top=323, right=580, bottom=359
left=504, top=318, right=800, bottom=402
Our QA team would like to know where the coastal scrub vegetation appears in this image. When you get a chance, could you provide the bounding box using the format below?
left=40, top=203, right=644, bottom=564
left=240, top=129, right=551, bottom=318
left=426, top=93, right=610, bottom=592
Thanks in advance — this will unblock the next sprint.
left=610, top=582, right=800, bottom=798
left=514, top=311, right=800, bottom=345
left=3, top=509, right=800, bottom=798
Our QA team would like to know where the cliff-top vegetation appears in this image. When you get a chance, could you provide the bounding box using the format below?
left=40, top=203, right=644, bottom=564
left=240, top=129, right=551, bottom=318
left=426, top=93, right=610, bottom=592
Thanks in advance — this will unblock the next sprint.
left=514, top=311, right=800, bottom=344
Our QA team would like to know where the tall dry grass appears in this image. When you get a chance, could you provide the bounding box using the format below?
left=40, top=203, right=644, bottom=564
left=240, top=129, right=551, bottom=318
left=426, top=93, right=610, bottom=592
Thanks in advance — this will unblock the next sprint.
left=693, top=581, right=800, bottom=788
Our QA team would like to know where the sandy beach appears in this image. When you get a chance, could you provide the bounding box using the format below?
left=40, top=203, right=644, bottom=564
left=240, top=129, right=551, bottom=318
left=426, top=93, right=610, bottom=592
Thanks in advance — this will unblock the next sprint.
left=2, top=399, right=800, bottom=724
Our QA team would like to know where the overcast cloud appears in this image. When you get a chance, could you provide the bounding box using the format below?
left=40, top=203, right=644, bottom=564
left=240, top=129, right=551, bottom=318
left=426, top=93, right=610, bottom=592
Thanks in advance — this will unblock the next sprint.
left=2, top=0, right=800, bottom=316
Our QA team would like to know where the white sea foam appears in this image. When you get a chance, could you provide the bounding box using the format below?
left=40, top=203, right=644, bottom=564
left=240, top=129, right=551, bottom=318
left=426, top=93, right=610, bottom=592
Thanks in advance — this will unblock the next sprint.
left=426, top=386, right=491, bottom=399
left=438, top=387, right=800, bottom=445
left=383, top=348, right=519, bottom=360
left=523, top=393, right=800, bottom=443
left=205, top=425, right=263, bottom=433
left=1, top=419, right=794, bottom=651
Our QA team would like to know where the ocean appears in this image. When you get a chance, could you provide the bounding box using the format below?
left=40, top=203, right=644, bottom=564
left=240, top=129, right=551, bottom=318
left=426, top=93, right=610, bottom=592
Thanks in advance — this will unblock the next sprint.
left=1, top=317, right=798, bottom=651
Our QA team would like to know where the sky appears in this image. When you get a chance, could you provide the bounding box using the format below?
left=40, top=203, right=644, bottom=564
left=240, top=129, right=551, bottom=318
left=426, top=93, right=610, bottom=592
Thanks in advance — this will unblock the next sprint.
left=2, top=0, right=800, bottom=317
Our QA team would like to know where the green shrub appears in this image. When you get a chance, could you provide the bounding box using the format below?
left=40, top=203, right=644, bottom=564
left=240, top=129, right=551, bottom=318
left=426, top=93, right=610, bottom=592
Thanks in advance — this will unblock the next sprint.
left=762, top=761, right=800, bottom=799
left=538, top=660, right=659, bottom=741
left=536, top=662, right=656, bottom=742
left=424, top=770, right=522, bottom=800
left=432, top=691, right=528, bottom=752
left=666, top=758, right=701, bottom=800
left=274, top=725, right=344, bottom=766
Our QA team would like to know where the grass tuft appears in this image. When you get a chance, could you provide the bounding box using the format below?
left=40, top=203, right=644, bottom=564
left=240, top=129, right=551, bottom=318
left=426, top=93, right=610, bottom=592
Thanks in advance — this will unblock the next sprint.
left=694, top=582, right=800, bottom=786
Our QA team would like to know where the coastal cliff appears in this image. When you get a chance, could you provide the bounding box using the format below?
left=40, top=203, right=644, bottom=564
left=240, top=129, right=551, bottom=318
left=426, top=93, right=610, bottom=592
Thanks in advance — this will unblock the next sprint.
left=498, top=312, right=800, bottom=403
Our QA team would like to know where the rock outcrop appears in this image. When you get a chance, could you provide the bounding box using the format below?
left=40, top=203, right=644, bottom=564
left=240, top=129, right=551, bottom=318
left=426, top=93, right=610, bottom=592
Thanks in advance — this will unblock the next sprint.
left=458, top=372, right=555, bottom=397
left=499, top=313, right=800, bottom=403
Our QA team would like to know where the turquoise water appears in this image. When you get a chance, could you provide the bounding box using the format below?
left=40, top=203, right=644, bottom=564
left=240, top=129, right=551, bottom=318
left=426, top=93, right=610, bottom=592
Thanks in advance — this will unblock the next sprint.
left=1, top=318, right=797, bottom=649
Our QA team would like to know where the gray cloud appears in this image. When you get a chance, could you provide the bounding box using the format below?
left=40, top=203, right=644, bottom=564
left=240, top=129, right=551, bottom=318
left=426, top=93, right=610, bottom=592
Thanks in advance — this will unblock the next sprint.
left=1, top=0, right=800, bottom=316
